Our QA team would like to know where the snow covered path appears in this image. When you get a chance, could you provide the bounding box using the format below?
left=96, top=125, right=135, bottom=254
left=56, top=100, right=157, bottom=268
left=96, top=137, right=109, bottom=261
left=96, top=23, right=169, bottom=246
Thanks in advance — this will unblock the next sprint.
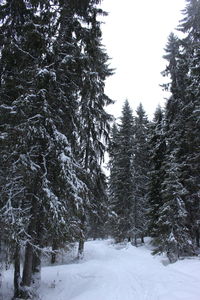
left=40, top=239, right=200, bottom=300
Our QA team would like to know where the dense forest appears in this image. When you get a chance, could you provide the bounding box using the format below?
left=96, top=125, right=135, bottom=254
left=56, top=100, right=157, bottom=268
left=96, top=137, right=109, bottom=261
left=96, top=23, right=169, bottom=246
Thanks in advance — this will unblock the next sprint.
left=0, top=0, right=200, bottom=299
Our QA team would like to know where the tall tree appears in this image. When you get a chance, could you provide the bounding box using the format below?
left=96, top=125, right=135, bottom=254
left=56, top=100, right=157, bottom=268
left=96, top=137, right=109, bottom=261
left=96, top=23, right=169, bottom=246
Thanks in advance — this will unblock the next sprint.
left=178, top=0, right=200, bottom=247
left=152, top=3, right=200, bottom=259
left=108, top=122, right=120, bottom=239
left=0, top=1, right=85, bottom=297
left=0, top=0, right=112, bottom=297
left=87, top=167, right=109, bottom=240
left=108, top=100, right=135, bottom=242
left=132, top=103, right=150, bottom=244
left=76, top=4, right=113, bottom=255
left=151, top=32, right=194, bottom=260
left=147, top=106, right=166, bottom=238
left=153, top=154, right=194, bottom=262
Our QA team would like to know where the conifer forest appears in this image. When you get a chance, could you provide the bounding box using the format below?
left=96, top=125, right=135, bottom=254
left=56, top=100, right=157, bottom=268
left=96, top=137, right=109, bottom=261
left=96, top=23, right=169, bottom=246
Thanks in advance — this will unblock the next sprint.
left=0, top=0, right=200, bottom=299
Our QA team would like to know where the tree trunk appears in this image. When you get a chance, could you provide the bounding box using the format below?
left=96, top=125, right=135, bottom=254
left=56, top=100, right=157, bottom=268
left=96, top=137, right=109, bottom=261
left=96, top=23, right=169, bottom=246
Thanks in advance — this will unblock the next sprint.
left=13, top=244, right=21, bottom=299
left=196, top=228, right=200, bottom=248
left=19, top=242, right=33, bottom=299
left=19, top=191, right=38, bottom=298
left=0, top=239, right=2, bottom=292
left=32, top=249, right=41, bottom=298
left=78, top=239, right=84, bottom=259
left=22, top=242, right=33, bottom=286
left=51, top=240, right=58, bottom=264
left=77, top=215, right=86, bottom=259
left=167, top=249, right=178, bottom=264
left=134, top=235, right=137, bottom=247
left=31, top=205, right=43, bottom=298
left=0, top=257, right=2, bottom=300
left=141, top=235, right=144, bottom=244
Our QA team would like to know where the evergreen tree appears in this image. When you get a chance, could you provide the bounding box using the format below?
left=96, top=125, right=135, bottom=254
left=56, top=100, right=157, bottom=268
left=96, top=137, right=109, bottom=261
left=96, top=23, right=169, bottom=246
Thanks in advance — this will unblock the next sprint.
left=178, top=0, right=200, bottom=247
left=87, top=168, right=108, bottom=240
left=108, top=122, right=120, bottom=238
left=76, top=4, right=113, bottom=255
left=153, top=2, right=200, bottom=259
left=154, top=157, right=194, bottom=262
left=151, top=32, right=194, bottom=259
left=0, top=0, right=112, bottom=297
left=132, top=103, right=150, bottom=244
left=147, top=106, right=166, bottom=238
left=0, top=1, right=85, bottom=297
left=108, top=100, right=135, bottom=242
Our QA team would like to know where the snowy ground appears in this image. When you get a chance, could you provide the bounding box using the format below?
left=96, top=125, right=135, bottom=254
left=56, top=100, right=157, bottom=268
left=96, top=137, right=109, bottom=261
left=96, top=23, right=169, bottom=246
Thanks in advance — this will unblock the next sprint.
left=2, top=239, right=200, bottom=300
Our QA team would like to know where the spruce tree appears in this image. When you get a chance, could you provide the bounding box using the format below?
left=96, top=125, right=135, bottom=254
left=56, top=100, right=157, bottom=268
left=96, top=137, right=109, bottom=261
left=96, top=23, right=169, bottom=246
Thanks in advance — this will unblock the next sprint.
left=0, top=0, right=112, bottom=297
left=154, top=156, right=194, bottom=262
left=108, top=100, right=135, bottom=242
left=178, top=0, right=200, bottom=247
left=153, top=3, right=200, bottom=259
left=148, top=106, right=166, bottom=238
left=108, top=122, right=121, bottom=239
left=132, top=103, right=150, bottom=244
left=0, top=1, right=85, bottom=297
left=76, top=4, right=113, bottom=255
left=87, top=167, right=108, bottom=240
left=152, top=33, right=193, bottom=259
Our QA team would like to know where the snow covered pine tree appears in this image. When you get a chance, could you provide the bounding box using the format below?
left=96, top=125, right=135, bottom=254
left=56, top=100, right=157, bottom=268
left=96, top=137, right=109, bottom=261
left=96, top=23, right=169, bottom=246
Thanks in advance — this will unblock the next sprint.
left=0, top=0, right=112, bottom=298
left=108, top=100, right=135, bottom=242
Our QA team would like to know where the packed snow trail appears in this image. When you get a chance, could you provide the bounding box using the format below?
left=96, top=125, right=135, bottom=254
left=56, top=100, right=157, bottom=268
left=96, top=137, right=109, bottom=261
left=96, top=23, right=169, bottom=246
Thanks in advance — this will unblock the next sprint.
left=39, top=239, right=200, bottom=300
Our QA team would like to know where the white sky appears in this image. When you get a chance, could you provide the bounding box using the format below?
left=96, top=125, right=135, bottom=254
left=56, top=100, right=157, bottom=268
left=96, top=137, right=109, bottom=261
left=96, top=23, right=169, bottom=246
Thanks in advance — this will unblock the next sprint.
left=100, top=0, right=186, bottom=119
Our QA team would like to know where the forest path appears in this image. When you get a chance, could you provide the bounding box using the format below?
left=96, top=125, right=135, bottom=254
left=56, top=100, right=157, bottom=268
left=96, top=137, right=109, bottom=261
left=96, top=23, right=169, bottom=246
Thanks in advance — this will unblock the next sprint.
left=40, top=239, right=200, bottom=300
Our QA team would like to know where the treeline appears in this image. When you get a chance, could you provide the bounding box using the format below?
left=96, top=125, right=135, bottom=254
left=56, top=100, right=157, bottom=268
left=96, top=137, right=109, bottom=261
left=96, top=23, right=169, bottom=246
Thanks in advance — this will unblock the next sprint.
left=109, top=0, right=200, bottom=263
left=0, top=0, right=112, bottom=298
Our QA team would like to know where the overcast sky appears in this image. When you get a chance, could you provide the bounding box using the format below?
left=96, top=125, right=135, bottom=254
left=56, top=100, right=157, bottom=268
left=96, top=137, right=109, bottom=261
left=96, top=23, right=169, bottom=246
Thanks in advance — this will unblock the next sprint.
left=100, top=0, right=186, bottom=119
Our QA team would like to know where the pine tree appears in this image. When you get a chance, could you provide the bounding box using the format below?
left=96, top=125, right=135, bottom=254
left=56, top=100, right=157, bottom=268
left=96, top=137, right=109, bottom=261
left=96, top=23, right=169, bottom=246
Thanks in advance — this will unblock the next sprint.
left=75, top=4, right=113, bottom=255
left=151, top=30, right=191, bottom=258
left=0, top=0, right=112, bottom=297
left=154, top=157, right=194, bottom=262
left=151, top=34, right=193, bottom=260
left=153, top=2, right=200, bottom=259
left=178, top=0, right=200, bottom=247
left=108, top=100, right=135, bottom=242
left=0, top=1, right=85, bottom=297
left=87, top=167, right=108, bottom=240
left=148, top=106, right=166, bottom=238
left=132, top=103, right=150, bottom=244
left=108, top=122, right=120, bottom=238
